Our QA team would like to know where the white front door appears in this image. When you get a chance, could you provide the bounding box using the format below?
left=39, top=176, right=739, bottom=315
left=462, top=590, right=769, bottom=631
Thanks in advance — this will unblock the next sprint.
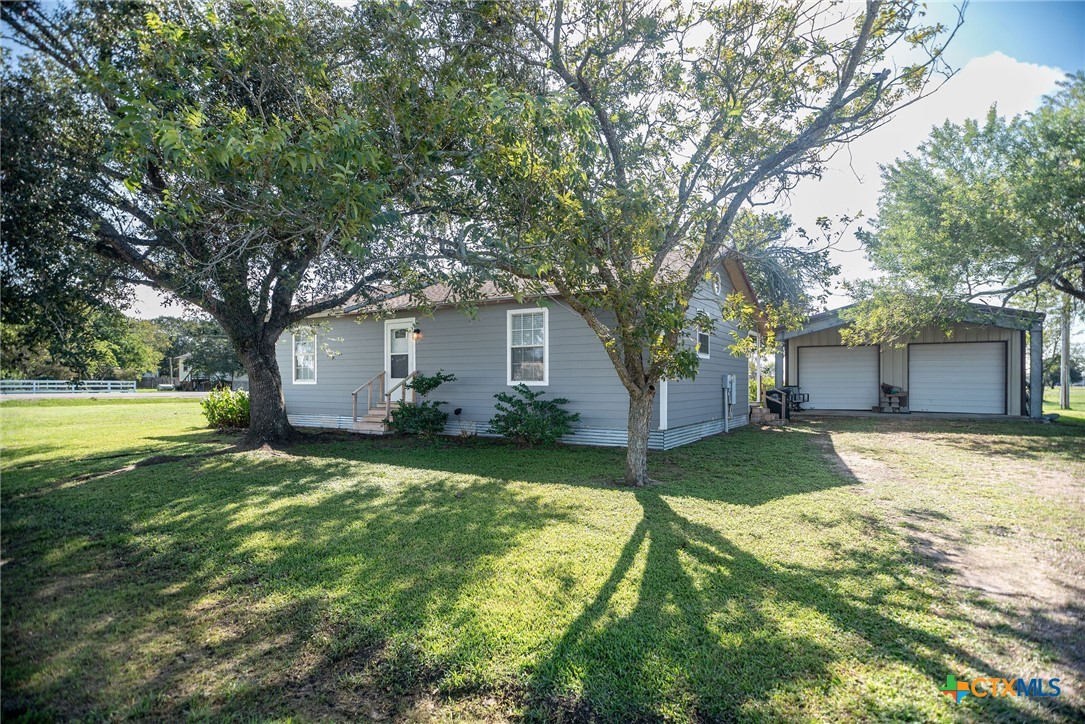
left=385, top=320, right=415, bottom=394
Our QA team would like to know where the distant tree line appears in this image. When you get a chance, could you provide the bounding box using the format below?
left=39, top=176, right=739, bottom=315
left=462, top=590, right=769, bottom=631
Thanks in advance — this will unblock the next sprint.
left=1, top=313, right=241, bottom=384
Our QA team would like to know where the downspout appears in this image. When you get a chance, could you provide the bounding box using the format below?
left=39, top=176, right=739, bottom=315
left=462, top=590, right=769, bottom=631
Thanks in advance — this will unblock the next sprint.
left=756, top=332, right=762, bottom=404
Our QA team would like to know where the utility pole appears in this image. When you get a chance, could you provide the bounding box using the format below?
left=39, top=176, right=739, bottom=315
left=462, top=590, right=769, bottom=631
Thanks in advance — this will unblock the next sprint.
left=1060, top=294, right=1071, bottom=410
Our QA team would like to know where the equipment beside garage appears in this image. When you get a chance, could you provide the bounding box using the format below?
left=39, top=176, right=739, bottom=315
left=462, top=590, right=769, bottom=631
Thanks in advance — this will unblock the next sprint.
left=878, top=384, right=909, bottom=413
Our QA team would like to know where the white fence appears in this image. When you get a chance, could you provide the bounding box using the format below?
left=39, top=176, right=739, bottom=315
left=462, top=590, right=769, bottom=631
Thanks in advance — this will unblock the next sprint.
left=0, top=380, right=137, bottom=394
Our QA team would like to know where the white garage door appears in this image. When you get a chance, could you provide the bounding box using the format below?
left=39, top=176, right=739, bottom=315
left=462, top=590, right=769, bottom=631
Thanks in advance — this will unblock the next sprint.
left=798, top=346, right=879, bottom=410
left=910, top=342, right=1006, bottom=414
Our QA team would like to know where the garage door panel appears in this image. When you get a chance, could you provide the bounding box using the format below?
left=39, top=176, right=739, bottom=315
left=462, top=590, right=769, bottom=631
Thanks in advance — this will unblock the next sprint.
left=910, top=342, right=1006, bottom=414
left=798, top=346, right=879, bottom=410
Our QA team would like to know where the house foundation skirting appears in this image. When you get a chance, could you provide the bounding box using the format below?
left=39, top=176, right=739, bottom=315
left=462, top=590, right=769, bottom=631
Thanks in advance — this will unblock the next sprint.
left=286, top=414, right=749, bottom=450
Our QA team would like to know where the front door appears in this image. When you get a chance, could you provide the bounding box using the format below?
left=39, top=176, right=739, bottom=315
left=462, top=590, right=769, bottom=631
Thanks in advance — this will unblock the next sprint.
left=385, top=320, right=415, bottom=395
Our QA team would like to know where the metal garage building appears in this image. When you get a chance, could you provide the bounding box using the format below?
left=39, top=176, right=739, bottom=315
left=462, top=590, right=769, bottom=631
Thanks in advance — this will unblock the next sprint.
left=776, top=304, right=1045, bottom=418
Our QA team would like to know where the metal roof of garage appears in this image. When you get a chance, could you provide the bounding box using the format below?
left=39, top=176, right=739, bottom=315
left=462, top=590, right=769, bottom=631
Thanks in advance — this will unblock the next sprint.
left=780, top=302, right=1045, bottom=340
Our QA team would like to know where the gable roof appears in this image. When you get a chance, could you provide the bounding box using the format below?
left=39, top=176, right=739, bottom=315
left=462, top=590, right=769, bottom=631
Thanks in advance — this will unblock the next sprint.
left=723, top=257, right=767, bottom=335
left=342, top=279, right=554, bottom=315
left=780, top=302, right=1045, bottom=340
left=341, top=256, right=765, bottom=328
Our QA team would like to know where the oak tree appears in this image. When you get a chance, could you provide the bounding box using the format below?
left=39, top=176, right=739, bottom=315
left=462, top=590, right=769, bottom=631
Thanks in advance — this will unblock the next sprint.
left=847, top=74, right=1084, bottom=330
left=2, top=0, right=450, bottom=443
left=447, top=0, right=958, bottom=485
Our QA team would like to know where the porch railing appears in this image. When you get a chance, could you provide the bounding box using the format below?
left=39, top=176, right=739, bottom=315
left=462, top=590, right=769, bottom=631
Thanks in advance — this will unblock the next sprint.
left=351, top=371, right=419, bottom=423
left=385, top=371, right=418, bottom=409
left=351, top=371, right=385, bottom=422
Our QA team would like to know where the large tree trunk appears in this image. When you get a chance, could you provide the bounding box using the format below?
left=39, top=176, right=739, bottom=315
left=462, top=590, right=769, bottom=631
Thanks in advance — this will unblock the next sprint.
left=624, top=388, right=655, bottom=486
left=239, top=336, right=297, bottom=446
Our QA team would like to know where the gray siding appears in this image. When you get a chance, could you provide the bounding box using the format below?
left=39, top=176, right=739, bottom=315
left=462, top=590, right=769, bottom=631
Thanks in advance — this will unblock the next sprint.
left=667, top=265, right=752, bottom=428
left=277, top=276, right=752, bottom=442
left=277, top=316, right=382, bottom=419
left=277, top=301, right=636, bottom=431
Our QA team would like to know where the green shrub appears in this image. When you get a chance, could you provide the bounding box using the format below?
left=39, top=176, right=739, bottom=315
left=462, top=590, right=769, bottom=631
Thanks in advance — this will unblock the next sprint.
left=489, top=384, right=580, bottom=446
left=200, top=387, right=250, bottom=429
left=388, top=370, right=456, bottom=436
left=404, top=370, right=455, bottom=396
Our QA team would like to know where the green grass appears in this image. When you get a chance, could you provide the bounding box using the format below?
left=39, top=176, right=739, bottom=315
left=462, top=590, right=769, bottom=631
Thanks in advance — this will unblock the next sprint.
left=1045, top=386, right=1085, bottom=426
left=2, top=400, right=1083, bottom=722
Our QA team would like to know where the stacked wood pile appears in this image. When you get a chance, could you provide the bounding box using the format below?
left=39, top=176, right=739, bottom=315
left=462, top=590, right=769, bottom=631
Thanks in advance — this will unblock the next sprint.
left=750, top=405, right=784, bottom=425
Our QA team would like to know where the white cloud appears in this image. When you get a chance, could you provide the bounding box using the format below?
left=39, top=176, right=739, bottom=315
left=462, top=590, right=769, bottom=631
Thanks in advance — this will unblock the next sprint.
left=780, top=52, right=1065, bottom=305
left=129, top=285, right=197, bottom=319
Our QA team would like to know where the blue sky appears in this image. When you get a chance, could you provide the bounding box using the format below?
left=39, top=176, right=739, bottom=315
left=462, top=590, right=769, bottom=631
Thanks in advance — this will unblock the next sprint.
left=774, top=1, right=1084, bottom=342
left=928, top=1, right=1084, bottom=73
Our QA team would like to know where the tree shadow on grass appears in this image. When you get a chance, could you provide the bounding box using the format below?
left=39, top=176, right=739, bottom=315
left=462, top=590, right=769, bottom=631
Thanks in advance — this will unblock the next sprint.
left=289, top=424, right=858, bottom=508
left=6, top=424, right=1082, bottom=721
left=525, top=490, right=1083, bottom=722
left=795, top=416, right=1085, bottom=463
left=2, top=430, right=231, bottom=499
left=2, top=450, right=575, bottom=721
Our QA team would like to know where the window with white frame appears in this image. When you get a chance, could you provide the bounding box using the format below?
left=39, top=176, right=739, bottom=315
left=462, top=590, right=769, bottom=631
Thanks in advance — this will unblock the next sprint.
left=292, top=330, right=317, bottom=383
left=696, top=328, right=710, bottom=359
left=508, top=309, right=548, bottom=384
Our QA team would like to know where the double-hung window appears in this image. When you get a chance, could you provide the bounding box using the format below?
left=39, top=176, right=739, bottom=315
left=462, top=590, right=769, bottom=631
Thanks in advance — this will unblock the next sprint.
left=508, top=309, right=548, bottom=385
left=292, top=330, right=317, bottom=384
left=696, top=328, right=710, bottom=359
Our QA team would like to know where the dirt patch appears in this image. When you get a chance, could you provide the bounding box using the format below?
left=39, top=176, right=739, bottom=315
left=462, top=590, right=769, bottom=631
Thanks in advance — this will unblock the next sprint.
left=809, top=433, right=910, bottom=488
left=811, top=427, right=1085, bottom=701
left=905, top=526, right=1077, bottom=606
left=819, top=434, right=1080, bottom=607
left=250, top=443, right=296, bottom=458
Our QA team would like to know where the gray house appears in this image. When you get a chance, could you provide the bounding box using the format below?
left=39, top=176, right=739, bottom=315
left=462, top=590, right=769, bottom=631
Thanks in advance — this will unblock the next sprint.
left=776, top=303, right=1046, bottom=418
left=276, top=258, right=763, bottom=449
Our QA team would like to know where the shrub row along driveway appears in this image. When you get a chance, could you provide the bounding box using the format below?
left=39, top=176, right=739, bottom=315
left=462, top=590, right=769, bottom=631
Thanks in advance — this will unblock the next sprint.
left=1, top=398, right=1082, bottom=722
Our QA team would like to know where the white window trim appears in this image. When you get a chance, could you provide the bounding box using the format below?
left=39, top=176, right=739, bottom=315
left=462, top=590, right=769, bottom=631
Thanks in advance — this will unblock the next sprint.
left=659, top=379, right=669, bottom=430
left=507, top=307, right=549, bottom=386
left=291, top=330, right=318, bottom=384
left=696, top=328, right=711, bottom=359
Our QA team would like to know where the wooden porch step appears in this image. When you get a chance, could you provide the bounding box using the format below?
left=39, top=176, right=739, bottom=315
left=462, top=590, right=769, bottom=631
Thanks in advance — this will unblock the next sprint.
left=352, top=419, right=390, bottom=434
left=350, top=401, right=404, bottom=435
left=364, top=401, right=402, bottom=413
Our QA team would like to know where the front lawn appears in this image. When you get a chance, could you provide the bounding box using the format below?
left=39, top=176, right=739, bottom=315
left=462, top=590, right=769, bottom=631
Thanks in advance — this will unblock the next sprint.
left=2, top=399, right=1083, bottom=721
left=1045, top=386, right=1085, bottom=426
